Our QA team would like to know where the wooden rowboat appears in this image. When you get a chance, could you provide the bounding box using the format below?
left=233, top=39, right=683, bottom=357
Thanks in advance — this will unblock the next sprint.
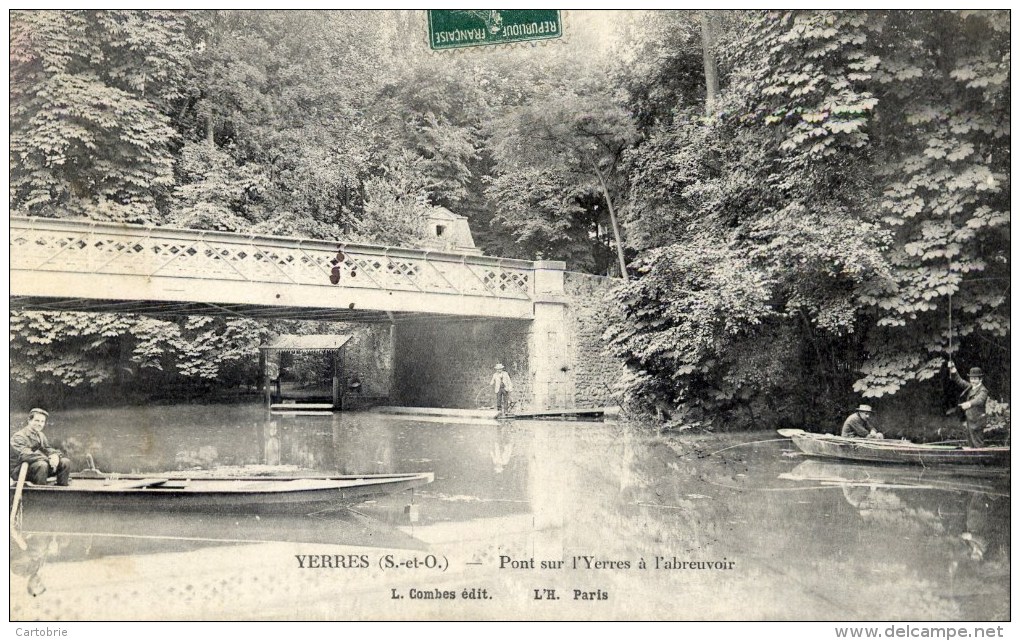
left=10, top=472, right=434, bottom=514
left=778, top=429, right=1010, bottom=467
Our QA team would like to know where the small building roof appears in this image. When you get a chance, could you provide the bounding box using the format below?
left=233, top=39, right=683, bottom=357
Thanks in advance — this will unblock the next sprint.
left=423, top=206, right=480, bottom=254
left=429, top=206, right=468, bottom=222
left=259, top=334, right=352, bottom=352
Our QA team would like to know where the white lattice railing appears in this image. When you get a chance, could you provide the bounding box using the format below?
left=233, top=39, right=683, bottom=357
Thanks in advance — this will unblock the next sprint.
left=9, top=216, right=534, bottom=301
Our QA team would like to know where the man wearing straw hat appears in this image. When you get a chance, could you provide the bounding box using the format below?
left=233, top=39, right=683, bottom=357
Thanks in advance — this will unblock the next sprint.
left=841, top=404, right=883, bottom=439
left=489, top=363, right=514, bottom=417
left=9, top=408, right=71, bottom=486
left=948, top=361, right=990, bottom=448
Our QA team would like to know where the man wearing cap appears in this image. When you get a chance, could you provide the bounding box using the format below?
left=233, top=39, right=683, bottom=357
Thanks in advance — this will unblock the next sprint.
left=948, top=361, right=989, bottom=448
left=841, top=404, right=882, bottom=439
left=489, top=364, right=513, bottom=417
left=9, top=408, right=71, bottom=486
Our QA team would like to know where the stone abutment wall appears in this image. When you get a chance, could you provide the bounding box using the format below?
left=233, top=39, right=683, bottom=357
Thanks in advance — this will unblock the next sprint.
left=340, top=324, right=395, bottom=409
left=563, top=272, right=625, bottom=409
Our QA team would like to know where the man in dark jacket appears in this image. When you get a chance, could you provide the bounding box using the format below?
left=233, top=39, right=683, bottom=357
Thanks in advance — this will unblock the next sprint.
left=948, top=362, right=989, bottom=448
left=9, top=408, right=71, bottom=486
left=841, top=404, right=882, bottom=439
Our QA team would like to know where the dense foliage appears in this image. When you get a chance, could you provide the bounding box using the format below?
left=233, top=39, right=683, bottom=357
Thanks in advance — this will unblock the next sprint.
left=9, top=10, right=1010, bottom=431
left=10, top=311, right=268, bottom=394
left=609, top=10, right=1010, bottom=430
left=484, top=66, right=637, bottom=273
left=10, top=10, right=195, bottom=222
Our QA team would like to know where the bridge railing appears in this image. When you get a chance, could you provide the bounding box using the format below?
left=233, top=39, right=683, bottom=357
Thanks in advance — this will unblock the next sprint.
left=10, top=216, right=535, bottom=301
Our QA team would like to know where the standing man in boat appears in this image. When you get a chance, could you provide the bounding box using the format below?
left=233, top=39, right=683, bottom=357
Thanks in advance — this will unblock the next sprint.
left=489, top=363, right=514, bottom=417
left=947, top=361, right=989, bottom=448
left=9, top=408, right=71, bottom=486
left=841, top=404, right=883, bottom=439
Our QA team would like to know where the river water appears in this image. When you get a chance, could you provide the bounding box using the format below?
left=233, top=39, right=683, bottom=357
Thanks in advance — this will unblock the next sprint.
left=9, top=404, right=1010, bottom=621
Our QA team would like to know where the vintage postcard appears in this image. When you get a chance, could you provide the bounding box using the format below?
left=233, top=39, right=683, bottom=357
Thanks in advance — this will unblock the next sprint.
left=7, top=8, right=1011, bottom=633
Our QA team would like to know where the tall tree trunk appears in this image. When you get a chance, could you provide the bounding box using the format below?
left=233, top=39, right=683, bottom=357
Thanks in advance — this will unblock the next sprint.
left=591, top=163, right=628, bottom=279
left=701, top=10, right=719, bottom=116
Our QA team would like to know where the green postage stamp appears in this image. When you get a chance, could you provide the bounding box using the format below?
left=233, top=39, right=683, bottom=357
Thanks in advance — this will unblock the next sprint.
left=427, top=10, right=562, bottom=50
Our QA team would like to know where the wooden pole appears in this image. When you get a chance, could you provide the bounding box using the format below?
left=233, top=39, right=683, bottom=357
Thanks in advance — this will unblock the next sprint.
left=10, top=462, right=29, bottom=532
left=260, top=350, right=271, bottom=411
left=332, top=350, right=341, bottom=410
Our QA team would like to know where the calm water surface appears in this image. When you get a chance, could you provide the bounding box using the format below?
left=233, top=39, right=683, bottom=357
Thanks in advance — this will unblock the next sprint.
left=10, top=404, right=1010, bottom=620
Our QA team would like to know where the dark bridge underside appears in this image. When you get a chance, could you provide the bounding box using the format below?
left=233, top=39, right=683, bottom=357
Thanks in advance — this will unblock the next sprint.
left=10, top=296, right=504, bottom=324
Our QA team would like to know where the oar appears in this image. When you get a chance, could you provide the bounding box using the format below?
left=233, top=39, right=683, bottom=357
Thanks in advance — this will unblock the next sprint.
left=9, top=461, right=28, bottom=551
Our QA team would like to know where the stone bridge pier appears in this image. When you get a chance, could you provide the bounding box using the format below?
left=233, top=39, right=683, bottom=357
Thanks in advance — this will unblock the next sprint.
left=529, top=260, right=574, bottom=409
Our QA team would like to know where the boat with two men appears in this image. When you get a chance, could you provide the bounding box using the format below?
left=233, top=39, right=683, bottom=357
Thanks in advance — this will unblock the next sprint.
left=778, top=429, right=1009, bottom=467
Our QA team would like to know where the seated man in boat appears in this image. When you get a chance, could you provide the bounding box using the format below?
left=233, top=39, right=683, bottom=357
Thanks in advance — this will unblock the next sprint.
left=947, top=361, right=989, bottom=448
left=9, top=408, right=71, bottom=486
left=841, top=404, right=883, bottom=439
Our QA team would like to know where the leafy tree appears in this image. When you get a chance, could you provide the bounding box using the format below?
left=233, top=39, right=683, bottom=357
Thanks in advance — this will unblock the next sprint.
left=10, top=312, right=271, bottom=391
left=619, top=11, right=747, bottom=132
left=854, top=10, right=1010, bottom=397
left=365, top=57, right=487, bottom=208
left=485, top=68, right=638, bottom=274
left=10, top=312, right=134, bottom=388
left=353, top=158, right=435, bottom=246
left=610, top=10, right=1009, bottom=429
left=167, top=141, right=267, bottom=231
left=10, top=10, right=197, bottom=222
left=175, top=10, right=381, bottom=238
